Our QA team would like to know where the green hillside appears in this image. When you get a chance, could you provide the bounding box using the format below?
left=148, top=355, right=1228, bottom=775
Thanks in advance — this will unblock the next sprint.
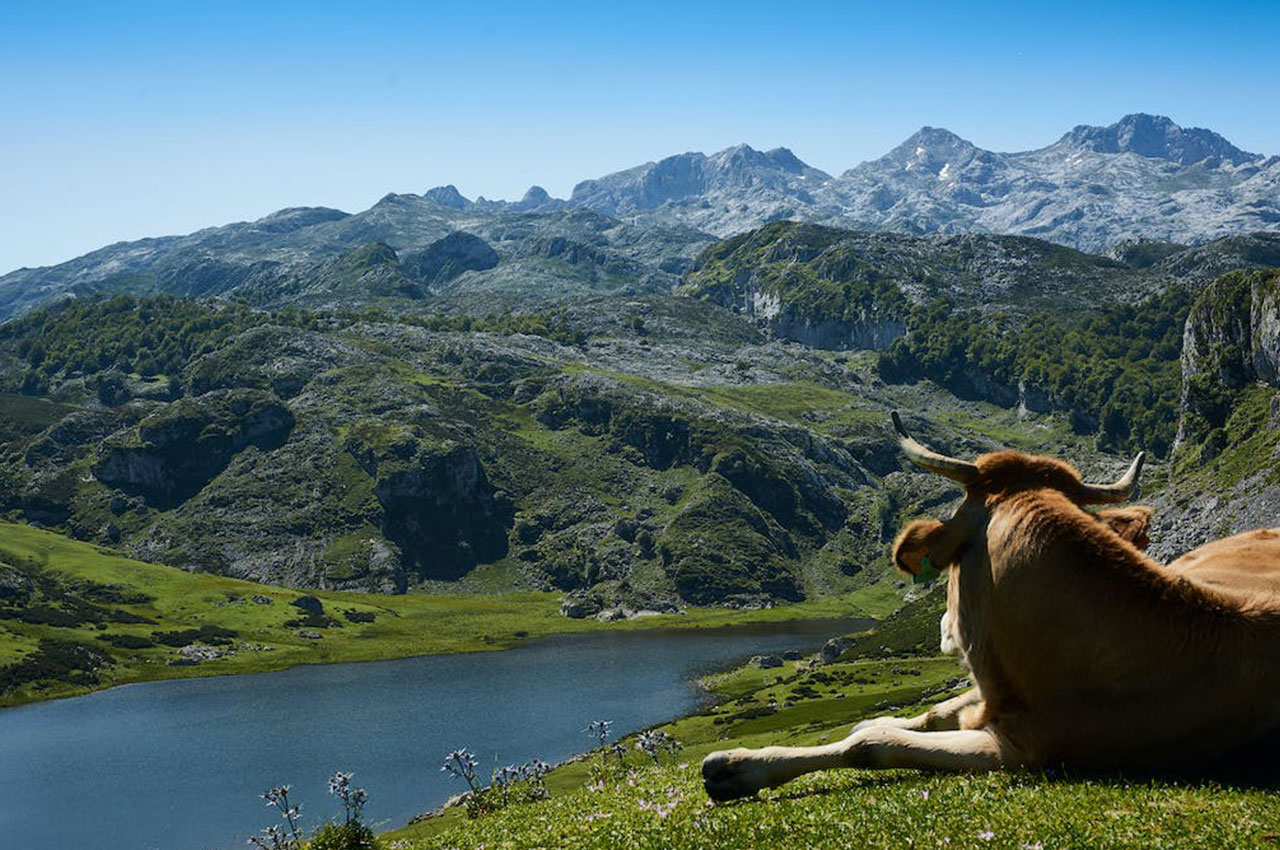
left=0, top=520, right=887, bottom=706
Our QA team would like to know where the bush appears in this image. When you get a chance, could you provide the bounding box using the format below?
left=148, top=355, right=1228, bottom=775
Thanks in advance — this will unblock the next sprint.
left=97, top=633, right=155, bottom=649
left=309, top=821, right=379, bottom=850
left=0, top=638, right=114, bottom=693
left=152, top=625, right=238, bottom=647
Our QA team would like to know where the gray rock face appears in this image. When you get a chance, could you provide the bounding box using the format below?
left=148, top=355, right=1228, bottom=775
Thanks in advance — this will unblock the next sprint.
left=769, top=313, right=906, bottom=352
left=572, top=115, right=1280, bottom=252
left=1056, top=114, right=1257, bottom=167
left=346, top=429, right=512, bottom=583
left=401, top=231, right=500, bottom=285
left=820, top=636, right=857, bottom=663
left=570, top=144, right=833, bottom=236
left=1175, top=269, right=1280, bottom=447
left=93, top=389, right=295, bottom=509
left=289, top=595, right=324, bottom=614
left=826, top=116, right=1279, bottom=253
left=423, top=185, right=471, bottom=209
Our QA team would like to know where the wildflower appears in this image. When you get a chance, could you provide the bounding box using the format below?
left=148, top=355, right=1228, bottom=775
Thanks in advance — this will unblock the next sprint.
left=249, top=784, right=304, bottom=849
left=441, top=748, right=481, bottom=793
left=520, top=759, right=551, bottom=782
left=1020, top=844, right=1044, bottom=850
left=920, top=789, right=930, bottom=800
left=978, top=830, right=995, bottom=841
left=492, top=765, right=521, bottom=788
left=635, top=729, right=683, bottom=765
left=585, top=720, right=613, bottom=745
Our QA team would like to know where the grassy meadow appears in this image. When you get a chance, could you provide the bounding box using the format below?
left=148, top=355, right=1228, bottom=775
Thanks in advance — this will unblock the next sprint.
left=0, top=520, right=897, bottom=707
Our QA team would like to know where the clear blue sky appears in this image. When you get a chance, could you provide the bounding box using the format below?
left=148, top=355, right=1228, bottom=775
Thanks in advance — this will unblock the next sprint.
left=2, top=0, right=1277, bottom=274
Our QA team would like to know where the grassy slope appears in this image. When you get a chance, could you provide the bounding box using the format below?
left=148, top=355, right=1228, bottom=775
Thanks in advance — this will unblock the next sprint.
left=0, top=521, right=893, bottom=707
left=385, top=594, right=1280, bottom=850
left=391, top=763, right=1280, bottom=850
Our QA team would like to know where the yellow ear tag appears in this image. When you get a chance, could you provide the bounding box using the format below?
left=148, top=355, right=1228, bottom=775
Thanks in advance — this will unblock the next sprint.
left=914, top=554, right=940, bottom=585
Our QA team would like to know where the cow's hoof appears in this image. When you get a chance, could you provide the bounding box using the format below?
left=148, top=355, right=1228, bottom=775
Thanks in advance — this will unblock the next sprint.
left=701, top=749, right=764, bottom=802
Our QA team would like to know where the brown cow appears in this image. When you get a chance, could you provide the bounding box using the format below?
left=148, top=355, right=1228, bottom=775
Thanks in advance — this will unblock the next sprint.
left=702, top=412, right=1280, bottom=801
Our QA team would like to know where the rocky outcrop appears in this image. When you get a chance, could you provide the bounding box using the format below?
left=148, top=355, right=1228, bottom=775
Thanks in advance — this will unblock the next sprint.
left=343, top=423, right=511, bottom=582
left=186, top=325, right=361, bottom=398
left=1055, top=113, right=1257, bottom=167
left=532, top=373, right=856, bottom=534
left=422, top=185, right=471, bottom=209
left=401, top=232, right=500, bottom=285
left=1175, top=269, right=1280, bottom=447
left=769, top=313, right=906, bottom=352
left=93, top=389, right=295, bottom=509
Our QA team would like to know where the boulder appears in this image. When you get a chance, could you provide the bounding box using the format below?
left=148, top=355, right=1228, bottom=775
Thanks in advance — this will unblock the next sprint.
left=820, top=636, right=857, bottom=664
left=289, top=595, right=324, bottom=614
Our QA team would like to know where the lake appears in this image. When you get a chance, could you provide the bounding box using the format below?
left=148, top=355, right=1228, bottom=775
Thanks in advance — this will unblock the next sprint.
left=0, top=616, right=868, bottom=850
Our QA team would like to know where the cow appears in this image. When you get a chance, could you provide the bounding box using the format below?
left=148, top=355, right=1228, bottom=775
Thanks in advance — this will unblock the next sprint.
left=701, top=412, right=1280, bottom=802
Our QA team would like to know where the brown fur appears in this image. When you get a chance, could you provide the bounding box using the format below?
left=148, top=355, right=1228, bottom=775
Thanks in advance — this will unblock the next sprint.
left=1094, top=505, right=1152, bottom=549
left=703, top=445, right=1280, bottom=801
left=937, top=455, right=1280, bottom=768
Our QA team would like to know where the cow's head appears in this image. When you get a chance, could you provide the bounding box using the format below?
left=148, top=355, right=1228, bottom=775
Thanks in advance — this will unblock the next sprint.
left=889, top=411, right=1146, bottom=580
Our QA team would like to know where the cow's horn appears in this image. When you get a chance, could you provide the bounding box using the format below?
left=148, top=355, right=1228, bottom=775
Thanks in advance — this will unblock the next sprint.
left=1078, top=452, right=1145, bottom=504
left=891, top=411, right=980, bottom=485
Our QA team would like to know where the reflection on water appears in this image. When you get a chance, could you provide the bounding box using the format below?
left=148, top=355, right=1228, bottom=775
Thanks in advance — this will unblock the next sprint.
left=0, top=617, right=868, bottom=850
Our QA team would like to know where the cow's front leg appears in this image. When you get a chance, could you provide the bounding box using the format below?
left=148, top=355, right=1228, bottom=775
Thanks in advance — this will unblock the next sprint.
left=852, top=687, right=983, bottom=734
left=702, top=726, right=1007, bottom=801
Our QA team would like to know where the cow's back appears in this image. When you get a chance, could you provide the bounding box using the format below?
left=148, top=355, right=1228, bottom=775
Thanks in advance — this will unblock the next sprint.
left=1167, top=528, right=1280, bottom=607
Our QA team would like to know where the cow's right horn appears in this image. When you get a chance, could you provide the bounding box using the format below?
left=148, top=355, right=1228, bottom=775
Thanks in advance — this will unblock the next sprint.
left=891, top=411, right=980, bottom=485
left=1078, top=452, right=1145, bottom=504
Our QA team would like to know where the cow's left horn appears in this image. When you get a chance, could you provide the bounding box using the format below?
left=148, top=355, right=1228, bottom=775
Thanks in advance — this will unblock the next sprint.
left=1078, top=452, right=1145, bottom=504
left=891, top=411, right=980, bottom=485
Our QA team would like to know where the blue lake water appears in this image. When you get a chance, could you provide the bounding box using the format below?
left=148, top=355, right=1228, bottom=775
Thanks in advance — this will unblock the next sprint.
left=0, top=617, right=867, bottom=850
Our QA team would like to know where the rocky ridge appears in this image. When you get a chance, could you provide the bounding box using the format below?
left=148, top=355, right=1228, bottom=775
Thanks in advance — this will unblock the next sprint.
left=3, top=114, right=1279, bottom=324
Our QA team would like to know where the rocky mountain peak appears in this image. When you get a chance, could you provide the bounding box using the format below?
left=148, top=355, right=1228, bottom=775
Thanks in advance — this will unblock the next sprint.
left=711, top=144, right=826, bottom=179
left=251, top=207, right=351, bottom=234
left=521, top=185, right=552, bottom=206
left=1055, top=113, right=1257, bottom=166
left=874, top=126, right=982, bottom=175
left=423, top=184, right=472, bottom=208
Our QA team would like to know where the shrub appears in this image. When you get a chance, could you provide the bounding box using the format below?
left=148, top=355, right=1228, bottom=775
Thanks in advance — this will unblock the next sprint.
left=309, top=821, right=379, bottom=850
left=152, top=625, right=238, bottom=647
left=97, top=633, right=155, bottom=649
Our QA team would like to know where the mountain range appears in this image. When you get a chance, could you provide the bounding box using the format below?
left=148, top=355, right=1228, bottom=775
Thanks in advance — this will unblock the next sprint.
left=2, top=114, right=1278, bottom=322
left=567, top=113, right=1279, bottom=249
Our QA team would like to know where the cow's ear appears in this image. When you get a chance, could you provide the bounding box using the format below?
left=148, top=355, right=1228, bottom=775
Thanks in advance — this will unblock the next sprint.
left=1096, top=505, right=1153, bottom=550
left=892, top=519, right=945, bottom=578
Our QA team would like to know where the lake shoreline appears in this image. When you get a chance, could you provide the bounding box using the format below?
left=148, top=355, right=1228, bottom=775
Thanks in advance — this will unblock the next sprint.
left=2, top=617, right=874, bottom=850
left=0, top=520, right=900, bottom=710
left=1, top=608, right=877, bottom=713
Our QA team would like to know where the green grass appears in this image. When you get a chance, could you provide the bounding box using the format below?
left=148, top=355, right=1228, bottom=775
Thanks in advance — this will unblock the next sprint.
left=588, top=370, right=886, bottom=440
left=384, top=624, right=1280, bottom=850
left=0, top=521, right=886, bottom=707
left=0, top=392, right=75, bottom=443
left=390, top=762, right=1280, bottom=850
left=1172, top=385, right=1280, bottom=492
